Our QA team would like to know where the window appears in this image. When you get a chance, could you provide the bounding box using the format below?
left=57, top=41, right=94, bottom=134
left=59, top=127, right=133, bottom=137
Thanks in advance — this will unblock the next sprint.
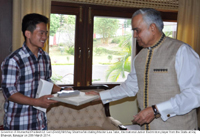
left=92, top=17, right=132, bottom=83
left=49, top=14, right=76, bottom=84
left=163, top=22, right=177, bottom=39
left=50, top=1, right=177, bottom=88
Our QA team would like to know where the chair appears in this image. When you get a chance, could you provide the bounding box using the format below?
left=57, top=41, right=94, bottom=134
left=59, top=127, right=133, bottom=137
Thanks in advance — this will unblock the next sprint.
left=46, top=85, right=127, bottom=130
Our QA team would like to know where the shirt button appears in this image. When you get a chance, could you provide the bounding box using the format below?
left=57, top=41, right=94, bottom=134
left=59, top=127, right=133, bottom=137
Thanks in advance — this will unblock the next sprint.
left=167, top=114, right=170, bottom=117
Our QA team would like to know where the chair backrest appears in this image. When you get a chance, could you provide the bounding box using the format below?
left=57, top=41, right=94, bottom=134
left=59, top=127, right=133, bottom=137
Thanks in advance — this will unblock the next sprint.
left=0, top=90, right=5, bottom=126
left=46, top=100, right=107, bottom=130
left=46, top=89, right=107, bottom=130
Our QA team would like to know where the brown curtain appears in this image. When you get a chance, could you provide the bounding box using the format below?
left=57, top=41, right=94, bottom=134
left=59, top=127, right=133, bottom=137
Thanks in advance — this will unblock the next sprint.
left=177, top=0, right=200, bottom=55
left=12, top=0, right=51, bottom=52
left=177, top=0, right=200, bottom=128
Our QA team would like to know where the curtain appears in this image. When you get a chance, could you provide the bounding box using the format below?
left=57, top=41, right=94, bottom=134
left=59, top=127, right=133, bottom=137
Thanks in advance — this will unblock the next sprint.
left=177, top=0, right=200, bottom=55
left=177, top=0, right=200, bottom=129
left=12, top=0, right=51, bottom=52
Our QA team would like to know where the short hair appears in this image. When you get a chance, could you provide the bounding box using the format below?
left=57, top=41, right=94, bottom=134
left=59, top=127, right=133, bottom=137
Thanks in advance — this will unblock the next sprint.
left=132, top=8, right=163, bottom=32
left=22, top=13, right=49, bottom=40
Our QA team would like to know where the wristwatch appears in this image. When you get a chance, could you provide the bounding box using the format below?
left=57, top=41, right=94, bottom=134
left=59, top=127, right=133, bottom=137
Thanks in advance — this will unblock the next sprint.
left=152, top=105, right=161, bottom=118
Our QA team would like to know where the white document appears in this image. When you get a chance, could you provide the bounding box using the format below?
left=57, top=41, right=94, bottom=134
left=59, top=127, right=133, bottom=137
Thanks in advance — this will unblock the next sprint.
left=34, top=79, right=54, bottom=112
left=57, top=90, right=80, bottom=98
left=50, top=92, right=99, bottom=106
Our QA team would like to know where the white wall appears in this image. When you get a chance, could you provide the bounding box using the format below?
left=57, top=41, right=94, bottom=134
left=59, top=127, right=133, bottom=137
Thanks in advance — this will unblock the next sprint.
left=109, top=96, right=138, bottom=125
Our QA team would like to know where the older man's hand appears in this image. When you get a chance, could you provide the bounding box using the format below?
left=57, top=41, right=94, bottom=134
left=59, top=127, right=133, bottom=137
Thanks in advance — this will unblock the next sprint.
left=85, top=91, right=101, bottom=101
left=85, top=90, right=99, bottom=95
left=132, top=107, right=155, bottom=126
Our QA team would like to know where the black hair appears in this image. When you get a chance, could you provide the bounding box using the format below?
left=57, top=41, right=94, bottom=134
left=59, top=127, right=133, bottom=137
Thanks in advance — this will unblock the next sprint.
left=22, top=13, right=49, bottom=40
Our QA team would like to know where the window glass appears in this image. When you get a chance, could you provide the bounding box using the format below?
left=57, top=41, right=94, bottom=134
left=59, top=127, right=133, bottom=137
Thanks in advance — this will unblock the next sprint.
left=92, top=16, right=132, bottom=83
left=49, top=14, right=76, bottom=84
left=163, top=22, right=177, bottom=38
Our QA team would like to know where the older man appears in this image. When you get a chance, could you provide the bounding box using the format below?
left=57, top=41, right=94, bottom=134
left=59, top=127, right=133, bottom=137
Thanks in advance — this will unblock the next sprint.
left=87, top=8, right=200, bottom=130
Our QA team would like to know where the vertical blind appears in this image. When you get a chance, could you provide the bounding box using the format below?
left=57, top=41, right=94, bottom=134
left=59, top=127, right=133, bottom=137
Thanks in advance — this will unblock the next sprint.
left=54, top=0, right=179, bottom=11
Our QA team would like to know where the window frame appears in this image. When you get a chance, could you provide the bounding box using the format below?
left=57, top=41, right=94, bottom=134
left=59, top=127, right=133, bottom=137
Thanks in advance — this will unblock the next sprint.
left=51, top=1, right=177, bottom=88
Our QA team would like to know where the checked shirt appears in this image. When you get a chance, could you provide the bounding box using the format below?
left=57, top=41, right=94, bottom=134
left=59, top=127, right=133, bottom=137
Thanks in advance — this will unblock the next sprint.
left=1, top=43, right=52, bottom=130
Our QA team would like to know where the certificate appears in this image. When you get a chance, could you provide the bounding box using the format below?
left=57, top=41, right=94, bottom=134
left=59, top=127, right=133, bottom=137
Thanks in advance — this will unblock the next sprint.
left=50, top=92, right=99, bottom=106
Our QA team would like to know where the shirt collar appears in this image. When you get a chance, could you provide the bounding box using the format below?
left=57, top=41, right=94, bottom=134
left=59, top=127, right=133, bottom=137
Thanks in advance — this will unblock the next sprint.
left=22, top=42, right=45, bottom=58
left=146, top=33, right=165, bottom=50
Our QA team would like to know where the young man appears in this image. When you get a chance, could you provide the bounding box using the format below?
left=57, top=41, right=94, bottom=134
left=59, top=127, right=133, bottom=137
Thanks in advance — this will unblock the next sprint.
left=1, top=13, right=70, bottom=130
left=87, top=8, right=200, bottom=130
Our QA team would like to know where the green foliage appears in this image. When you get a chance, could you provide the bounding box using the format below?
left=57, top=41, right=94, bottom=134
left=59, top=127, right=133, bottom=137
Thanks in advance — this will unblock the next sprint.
left=51, top=74, right=63, bottom=83
left=124, top=20, right=132, bottom=28
left=50, top=14, right=75, bottom=36
left=164, top=31, right=173, bottom=37
left=66, top=56, right=70, bottom=62
left=58, top=43, right=65, bottom=46
left=94, top=47, right=103, bottom=55
left=107, top=55, right=113, bottom=62
left=65, top=47, right=74, bottom=55
left=50, top=14, right=60, bottom=36
left=106, top=34, right=132, bottom=82
left=111, top=37, right=121, bottom=44
left=66, top=15, right=76, bottom=24
left=94, top=47, right=120, bottom=56
left=92, top=79, right=101, bottom=82
left=94, top=17, right=119, bottom=43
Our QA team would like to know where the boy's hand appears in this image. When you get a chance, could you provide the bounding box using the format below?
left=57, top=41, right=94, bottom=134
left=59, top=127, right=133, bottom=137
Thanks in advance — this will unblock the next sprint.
left=36, top=95, right=57, bottom=108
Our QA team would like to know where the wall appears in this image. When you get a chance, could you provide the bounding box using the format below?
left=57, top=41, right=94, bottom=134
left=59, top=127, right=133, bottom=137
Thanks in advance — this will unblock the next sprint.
left=0, top=0, right=13, bottom=86
left=110, top=97, right=138, bottom=125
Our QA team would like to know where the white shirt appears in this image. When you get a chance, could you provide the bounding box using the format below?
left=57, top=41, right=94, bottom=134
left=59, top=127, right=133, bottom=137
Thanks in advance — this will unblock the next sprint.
left=99, top=44, right=200, bottom=121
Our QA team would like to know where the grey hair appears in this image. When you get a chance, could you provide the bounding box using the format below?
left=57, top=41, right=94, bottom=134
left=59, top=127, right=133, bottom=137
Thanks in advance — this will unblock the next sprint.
left=132, top=8, right=164, bottom=32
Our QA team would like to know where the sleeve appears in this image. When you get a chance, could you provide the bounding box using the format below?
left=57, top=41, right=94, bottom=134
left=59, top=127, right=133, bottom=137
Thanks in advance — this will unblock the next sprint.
left=47, top=60, right=52, bottom=82
left=156, top=44, right=200, bottom=121
left=99, top=57, right=139, bottom=104
left=45, top=53, right=52, bottom=82
left=1, top=58, right=19, bottom=100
